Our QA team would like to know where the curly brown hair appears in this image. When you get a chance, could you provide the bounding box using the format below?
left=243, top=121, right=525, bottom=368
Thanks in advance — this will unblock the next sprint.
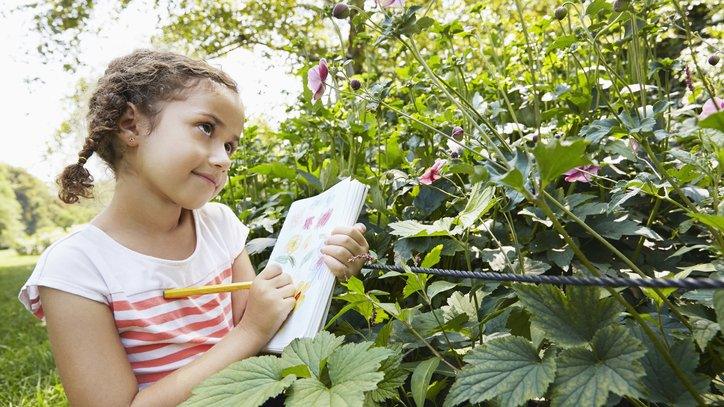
left=56, top=48, right=239, bottom=204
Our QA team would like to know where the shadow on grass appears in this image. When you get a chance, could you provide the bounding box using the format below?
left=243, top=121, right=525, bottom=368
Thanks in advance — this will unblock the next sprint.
left=0, top=256, right=68, bottom=406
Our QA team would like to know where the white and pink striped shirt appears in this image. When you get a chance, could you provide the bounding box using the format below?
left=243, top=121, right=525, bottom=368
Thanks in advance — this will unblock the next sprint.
left=18, top=202, right=249, bottom=389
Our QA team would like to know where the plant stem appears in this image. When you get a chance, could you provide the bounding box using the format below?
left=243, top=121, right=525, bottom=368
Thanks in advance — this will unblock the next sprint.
left=640, top=139, right=724, bottom=251
left=542, top=190, right=692, bottom=331
left=528, top=191, right=705, bottom=405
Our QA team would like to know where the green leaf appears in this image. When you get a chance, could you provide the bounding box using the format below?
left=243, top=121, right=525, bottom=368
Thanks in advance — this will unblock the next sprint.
left=586, top=0, right=613, bottom=16
left=281, top=331, right=345, bottom=379
left=345, top=276, right=365, bottom=295
left=287, top=379, right=362, bottom=407
left=248, top=162, right=297, bottom=180
left=514, top=285, right=622, bottom=347
left=689, top=315, right=719, bottom=350
left=403, top=272, right=430, bottom=299
left=286, top=342, right=393, bottom=407
left=715, top=290, right=724, bottom=329
left=320, top=160, right=340, bottom=191
left=551, top=325, right=646, bottom=407
left=181, top=355, right=296, bottom=407
left=457, top=183, right=497, bottom=229
left=426, top=280, right=457, bottom=300
left=366, top=350, right=409, bottom=404
left=327, top=342, right=395, bottom=390
left=698, top=110, right=724, bottom=132
left=421, top=244, right=444, bottom=268
left=444, top=336, right=556, bottom=407
left=630, top=326, right=711, bottom=406
left=688, top=212, right=724, bottom=232
left=546, top=35, right=577, bottom=53
left=533, top=139, right=590, bottom=187
left=388, top=217, right=459, bottom=238
left=411, top=357, right=440, bottom=407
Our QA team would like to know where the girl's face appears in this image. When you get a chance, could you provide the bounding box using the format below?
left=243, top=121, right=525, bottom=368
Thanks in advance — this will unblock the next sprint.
left=132, top=80, right=244, bottom=209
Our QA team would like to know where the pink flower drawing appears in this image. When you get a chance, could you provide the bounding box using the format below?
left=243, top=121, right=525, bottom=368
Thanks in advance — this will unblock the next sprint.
left=419, top=159, right=447, bottom=185
left=303, top=216, right=315, bottom=230
left=316, top=209, right=333, bottom=228
left=563, top=165, right=600, bottom=183
left=307, top=59, right=328, bottom=103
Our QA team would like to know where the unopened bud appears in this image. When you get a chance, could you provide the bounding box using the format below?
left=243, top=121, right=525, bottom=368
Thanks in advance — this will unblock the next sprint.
left=451, top=151, right=460, bottom=159
left=451, top=126, right=464, bottom=140
left=350, top=79, right=361, bottom=90
left=332, top=3, right=350, bottom=19
left=613, top=0, right=628, bottom=12
left=708, top=54, right=720, bottom=66
left=554, top=6, right=567, bottom=20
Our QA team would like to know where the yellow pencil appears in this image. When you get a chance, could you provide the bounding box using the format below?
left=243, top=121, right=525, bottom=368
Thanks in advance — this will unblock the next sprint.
left=163, top=281, right=253, bottom=299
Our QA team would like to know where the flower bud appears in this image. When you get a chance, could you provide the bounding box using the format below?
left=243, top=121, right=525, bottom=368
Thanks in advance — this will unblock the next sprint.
left=332, top=3, right=350, bottom=19
left=613, top=0, right=628, bottom=12
left=554, top=6, right=567, bottom=20
left=531, top=135, right=538, bottom=143
left=350, top=79, right=361, bottom=90
left=451, top=151, right=460, bottom=159
left=709, top=54, right=720, bottom=66
left=451, top=126, right=464, bottom=141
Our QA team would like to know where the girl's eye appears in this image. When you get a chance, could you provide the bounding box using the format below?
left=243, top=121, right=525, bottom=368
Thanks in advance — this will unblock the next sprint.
left=225, top=142, right=237, bottom=155
left=198, top=122, right=214, bottom=135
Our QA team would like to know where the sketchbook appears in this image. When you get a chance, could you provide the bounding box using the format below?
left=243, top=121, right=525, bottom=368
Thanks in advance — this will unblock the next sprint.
left=262, top=176, right=369, bottom=353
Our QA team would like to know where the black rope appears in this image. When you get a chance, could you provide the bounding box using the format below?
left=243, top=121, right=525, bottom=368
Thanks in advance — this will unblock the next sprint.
left=364, top=263, right=724, bottom=290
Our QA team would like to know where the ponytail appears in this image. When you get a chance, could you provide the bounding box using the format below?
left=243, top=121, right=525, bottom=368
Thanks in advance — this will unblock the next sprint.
left=56, top=138, right=96, bottom=204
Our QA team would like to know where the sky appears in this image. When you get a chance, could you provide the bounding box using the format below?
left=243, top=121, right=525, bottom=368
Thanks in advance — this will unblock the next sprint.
left=0, top=1, right=301, bottom=188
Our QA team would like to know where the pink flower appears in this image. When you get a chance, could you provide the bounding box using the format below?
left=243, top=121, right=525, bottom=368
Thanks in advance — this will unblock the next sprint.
left=419, top=159, right=447, bottom=185
left=563, top=165, right=600, bottom=183
left=699, top=97, right=724, bottom=120
left=377, top=0, right=405, bottom=7
left=307, top=59, right=328, bottom=103
left=303, top=216, right=315, bottom=229
left=316, top=209, right=333, bottom=228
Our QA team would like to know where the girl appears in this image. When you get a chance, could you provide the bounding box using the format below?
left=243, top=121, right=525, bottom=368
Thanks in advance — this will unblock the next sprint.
left=17, top=49, right=370, bottom=406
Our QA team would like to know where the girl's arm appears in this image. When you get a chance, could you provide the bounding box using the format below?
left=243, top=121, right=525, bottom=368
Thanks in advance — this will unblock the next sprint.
left=231, top=249, right=255, bottom=326
left=39, top=259, right=295, bottom=406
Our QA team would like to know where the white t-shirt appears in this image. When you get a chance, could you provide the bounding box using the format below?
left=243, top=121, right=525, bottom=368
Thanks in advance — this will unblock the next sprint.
left=18, top=202, right=250, bottom=389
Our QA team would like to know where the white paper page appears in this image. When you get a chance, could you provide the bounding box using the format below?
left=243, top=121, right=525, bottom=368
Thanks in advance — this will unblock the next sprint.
left=262, top=178, right=356, bottom=352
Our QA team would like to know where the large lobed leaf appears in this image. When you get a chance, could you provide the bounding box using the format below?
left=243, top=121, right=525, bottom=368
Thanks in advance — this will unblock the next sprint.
left=281, top=330, right=345, bottom=379
left=444, top=335, right=556, bottom=407
left=180, top=355, right=296, bottom=407
left=514, top=285, right=622, bottom=347
left=286, top=342, right=394, bottom=407
left=551, top=325, right=646, bottom=407
left=630, top=325, right=711, bottom=406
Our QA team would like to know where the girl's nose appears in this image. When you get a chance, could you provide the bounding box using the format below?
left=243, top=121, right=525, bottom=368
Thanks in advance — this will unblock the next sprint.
left=209, top=143, right=231, bottom=171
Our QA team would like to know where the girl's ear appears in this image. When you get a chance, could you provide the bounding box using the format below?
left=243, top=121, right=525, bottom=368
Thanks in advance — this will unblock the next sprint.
left=117, top=102, right=144, bottom=146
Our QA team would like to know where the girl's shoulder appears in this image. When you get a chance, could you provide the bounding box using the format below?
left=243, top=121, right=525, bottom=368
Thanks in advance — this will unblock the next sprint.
left=18, top=225, right=110, bottom=319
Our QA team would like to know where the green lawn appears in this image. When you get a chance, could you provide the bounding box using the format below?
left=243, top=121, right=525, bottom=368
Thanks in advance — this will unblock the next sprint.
left=0, top=249, right=68, bottom=406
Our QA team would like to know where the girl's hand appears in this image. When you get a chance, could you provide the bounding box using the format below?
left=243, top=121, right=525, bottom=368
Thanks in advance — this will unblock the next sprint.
left=320, top=223, right=370, bottom=282
left=238, top=264, right=296, bottom=341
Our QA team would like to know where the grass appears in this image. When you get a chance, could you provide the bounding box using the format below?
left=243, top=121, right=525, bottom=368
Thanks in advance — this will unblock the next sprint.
left=0, top=249, right=68, bottom=406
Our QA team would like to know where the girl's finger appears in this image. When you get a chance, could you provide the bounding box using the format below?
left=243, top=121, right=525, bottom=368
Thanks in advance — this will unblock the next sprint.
left=324, top=235, right=364, bottom=255
left=322, top=254, right=350, bottom=280
left=329, top=226, right=367, bottom=248
left=278, top=284, right=296, bottom=299
left=320, top=244, right=355, bottom=264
